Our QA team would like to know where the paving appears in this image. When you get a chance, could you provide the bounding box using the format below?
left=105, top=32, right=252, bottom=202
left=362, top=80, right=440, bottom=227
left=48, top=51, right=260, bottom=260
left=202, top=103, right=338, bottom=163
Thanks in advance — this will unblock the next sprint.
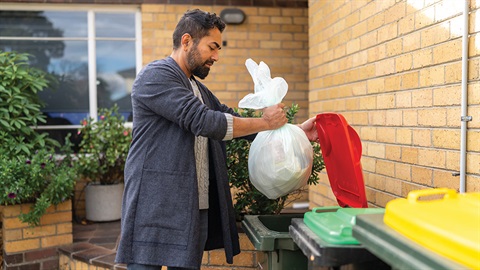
left=58, top=220, right=125, bottom=269
left=72, top=220, right=121, bottom=250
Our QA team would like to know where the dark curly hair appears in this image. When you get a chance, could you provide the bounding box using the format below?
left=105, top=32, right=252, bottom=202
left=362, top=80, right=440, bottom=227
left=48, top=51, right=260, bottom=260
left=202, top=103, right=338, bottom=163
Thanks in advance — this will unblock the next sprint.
left=172, top=9, right=226, bottom=50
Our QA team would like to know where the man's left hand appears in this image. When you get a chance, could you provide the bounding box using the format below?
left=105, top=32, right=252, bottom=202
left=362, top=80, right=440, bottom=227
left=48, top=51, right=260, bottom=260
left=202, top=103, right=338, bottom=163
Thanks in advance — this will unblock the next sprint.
left=298, top=116, right=318, bottom=142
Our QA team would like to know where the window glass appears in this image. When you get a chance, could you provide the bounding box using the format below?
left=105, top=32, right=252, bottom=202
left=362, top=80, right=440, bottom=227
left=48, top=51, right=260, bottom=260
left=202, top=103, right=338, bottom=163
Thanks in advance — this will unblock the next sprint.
left=0, top=9, right=137, bottom=151
left=40, top=40, right=90, bottom=122
left=96, top=40, right=135, bottom=121
left=0, top=11, right=83, bottom=71
left=0, top=10, right=87, bottom=38
left=96, top=12, right=135, bottom=38
left=0, top=38, right=66, bottom=70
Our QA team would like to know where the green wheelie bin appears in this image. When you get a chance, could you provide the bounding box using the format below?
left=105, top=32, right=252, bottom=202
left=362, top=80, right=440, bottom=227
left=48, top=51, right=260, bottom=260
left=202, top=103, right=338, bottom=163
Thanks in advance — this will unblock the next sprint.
left=242, top=213, right=308, bottom=270
left=287, top=113, right=390, bottom=269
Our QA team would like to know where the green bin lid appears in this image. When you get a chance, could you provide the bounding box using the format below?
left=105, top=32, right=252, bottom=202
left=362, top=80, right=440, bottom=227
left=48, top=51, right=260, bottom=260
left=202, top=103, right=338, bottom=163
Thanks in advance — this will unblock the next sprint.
left=304, top=207, right=385, bottom=245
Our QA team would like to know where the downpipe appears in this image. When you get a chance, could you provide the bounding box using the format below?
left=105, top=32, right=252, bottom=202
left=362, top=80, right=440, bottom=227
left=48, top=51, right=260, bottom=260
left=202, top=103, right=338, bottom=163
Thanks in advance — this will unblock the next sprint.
left=459, top=0, right=471, bottom=193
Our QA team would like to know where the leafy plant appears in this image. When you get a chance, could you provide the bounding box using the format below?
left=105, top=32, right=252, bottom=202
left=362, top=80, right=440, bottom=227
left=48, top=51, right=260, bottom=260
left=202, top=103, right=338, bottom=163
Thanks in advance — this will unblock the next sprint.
left=0, top=51, right=59, bottom=156
left=0, top=142, right=76, bottom=226
left=227, top=103, right=325, bottom=219
left=75, top=104, right=132, bottom=185
left=0, top=50, right=76, bottom=227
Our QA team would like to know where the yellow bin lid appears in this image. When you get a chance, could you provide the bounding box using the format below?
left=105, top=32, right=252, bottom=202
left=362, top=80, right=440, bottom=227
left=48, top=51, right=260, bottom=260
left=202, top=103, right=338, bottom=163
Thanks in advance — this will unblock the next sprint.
left=384, top=188, right=480, bottom=269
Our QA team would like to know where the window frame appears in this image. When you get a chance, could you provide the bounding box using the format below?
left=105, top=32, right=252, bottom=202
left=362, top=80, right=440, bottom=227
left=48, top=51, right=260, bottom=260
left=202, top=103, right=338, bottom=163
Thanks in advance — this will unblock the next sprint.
left=0, top=3, right=142, bottom=129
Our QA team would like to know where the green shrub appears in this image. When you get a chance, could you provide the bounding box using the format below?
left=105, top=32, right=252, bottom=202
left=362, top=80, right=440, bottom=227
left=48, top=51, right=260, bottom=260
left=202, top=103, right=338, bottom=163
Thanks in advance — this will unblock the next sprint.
left=0, top=51, right=59, bottom=156
left=227, top=103, right=325, bottom=219
left=0, top=50, right=75, bottom=226
left=0, top=140, right=76, bottom=226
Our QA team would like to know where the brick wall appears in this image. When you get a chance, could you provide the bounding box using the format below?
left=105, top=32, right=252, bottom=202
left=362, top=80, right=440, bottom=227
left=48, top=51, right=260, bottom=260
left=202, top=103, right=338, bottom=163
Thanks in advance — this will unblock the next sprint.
left=73, top=179, right=87, bottom=221
left=141, top=4, right=310, bottom=120
left=202, top=233, right=262, bottom=269
left=0, top=0, right=308, bottom=7
left=308, top=0, right=480, bottom=208
left=2, top=201, right=73, bottom=270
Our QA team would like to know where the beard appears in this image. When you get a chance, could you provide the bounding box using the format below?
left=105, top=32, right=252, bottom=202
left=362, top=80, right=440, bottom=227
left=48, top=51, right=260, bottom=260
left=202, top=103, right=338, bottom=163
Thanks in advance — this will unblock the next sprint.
left=187, top=45, right=213, bottom=80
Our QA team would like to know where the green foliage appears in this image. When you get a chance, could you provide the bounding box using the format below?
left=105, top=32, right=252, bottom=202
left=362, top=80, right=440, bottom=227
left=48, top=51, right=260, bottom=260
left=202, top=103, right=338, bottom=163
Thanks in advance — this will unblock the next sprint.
left=0, top=146, right=76, bottom=226
left=227, top=103, right=325, bottom=219
left=0, top=50, right=75, bottom=227
left=0, top=51, right=59, bottom=156
left=75, top=104, right=132, bottom=185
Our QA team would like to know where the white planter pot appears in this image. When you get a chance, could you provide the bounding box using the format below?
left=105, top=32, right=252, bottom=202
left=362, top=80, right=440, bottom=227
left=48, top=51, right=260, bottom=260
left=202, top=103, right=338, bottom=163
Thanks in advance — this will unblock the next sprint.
left=85, top=183, right=124, bottom=222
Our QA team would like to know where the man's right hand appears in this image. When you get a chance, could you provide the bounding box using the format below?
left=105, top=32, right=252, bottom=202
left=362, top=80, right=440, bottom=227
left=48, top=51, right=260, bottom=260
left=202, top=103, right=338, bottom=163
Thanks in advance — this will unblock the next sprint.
left=231, top=103, right=288, bottom=138
left=262, top=103, right=288, bottom=130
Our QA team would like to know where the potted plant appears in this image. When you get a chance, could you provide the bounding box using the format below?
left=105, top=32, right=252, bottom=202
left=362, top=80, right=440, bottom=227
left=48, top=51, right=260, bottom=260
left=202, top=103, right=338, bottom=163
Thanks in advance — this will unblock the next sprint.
left=75, top=104, right=131, bottom=222
left=0, top=50, right=76, bottom=226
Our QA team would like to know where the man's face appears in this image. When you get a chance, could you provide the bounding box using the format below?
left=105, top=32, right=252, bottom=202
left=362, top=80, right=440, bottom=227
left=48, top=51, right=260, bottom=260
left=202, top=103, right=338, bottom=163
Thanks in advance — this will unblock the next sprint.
left=187, top=28, right=222, bottom=80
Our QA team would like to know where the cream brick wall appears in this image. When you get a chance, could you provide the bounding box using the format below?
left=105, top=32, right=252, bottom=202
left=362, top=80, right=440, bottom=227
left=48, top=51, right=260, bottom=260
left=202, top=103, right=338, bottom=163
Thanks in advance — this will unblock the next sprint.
left=141, top=4, right=310, bottom=120
left=309, top=0, right=480, bottom=208
left=2, top=202, right=72, bottom=253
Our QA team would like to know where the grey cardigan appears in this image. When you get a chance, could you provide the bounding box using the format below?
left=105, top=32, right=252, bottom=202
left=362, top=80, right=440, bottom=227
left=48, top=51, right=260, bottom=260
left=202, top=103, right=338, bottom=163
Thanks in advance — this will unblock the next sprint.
left=115, top=57, right=247, bottom=267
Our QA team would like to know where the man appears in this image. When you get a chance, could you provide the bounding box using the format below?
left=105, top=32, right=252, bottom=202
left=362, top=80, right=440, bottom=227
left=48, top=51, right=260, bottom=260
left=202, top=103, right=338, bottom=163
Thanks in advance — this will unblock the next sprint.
left=115, top=9, right=318, bottom=270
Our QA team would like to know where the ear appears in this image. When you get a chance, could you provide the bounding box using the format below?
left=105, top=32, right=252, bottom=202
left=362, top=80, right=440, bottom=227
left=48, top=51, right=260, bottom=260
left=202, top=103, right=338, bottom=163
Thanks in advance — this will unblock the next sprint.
left=181, top=33, right=192, bottom=50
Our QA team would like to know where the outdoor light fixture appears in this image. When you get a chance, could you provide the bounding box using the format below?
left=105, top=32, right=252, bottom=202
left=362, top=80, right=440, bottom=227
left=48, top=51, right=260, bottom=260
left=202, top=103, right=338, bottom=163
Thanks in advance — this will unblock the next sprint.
left=220, top=8, right=246, bottom=25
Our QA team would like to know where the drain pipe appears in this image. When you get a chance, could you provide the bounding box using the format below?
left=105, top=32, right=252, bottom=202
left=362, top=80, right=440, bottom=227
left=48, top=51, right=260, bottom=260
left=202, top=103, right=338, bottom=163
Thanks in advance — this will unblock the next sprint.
left=459, top=0, right=471, bottom=193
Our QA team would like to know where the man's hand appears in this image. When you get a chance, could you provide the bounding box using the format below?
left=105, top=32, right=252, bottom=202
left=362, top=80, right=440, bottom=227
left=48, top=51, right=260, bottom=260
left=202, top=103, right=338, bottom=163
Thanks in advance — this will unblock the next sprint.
left=231, top=103, right=287, bottom=138
left=298, top=116, right=318, bottom=142
left=262, top=104, right=287, bottom=130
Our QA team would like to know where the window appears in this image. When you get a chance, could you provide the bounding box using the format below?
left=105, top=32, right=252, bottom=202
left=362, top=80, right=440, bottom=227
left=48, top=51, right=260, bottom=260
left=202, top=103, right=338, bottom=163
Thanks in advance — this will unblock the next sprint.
left=0, top=5, right=141, bottom=149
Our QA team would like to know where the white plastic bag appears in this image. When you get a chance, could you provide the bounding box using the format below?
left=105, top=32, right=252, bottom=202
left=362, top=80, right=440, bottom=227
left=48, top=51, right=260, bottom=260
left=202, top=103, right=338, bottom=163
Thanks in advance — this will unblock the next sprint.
left=239, top=59, right=288, bottom=109
left=239, top=58, right=313, bottom=199
left=248, top=124, right=314, bottom=199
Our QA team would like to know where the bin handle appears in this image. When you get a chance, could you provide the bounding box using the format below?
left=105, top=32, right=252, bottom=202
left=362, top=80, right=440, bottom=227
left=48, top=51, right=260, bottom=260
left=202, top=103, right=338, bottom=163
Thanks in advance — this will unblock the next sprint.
left=407, top=188, right=457, bottom=203
left=311, top=206, right=341, bottom=213
left=315, top=123, right=332, bottom=156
